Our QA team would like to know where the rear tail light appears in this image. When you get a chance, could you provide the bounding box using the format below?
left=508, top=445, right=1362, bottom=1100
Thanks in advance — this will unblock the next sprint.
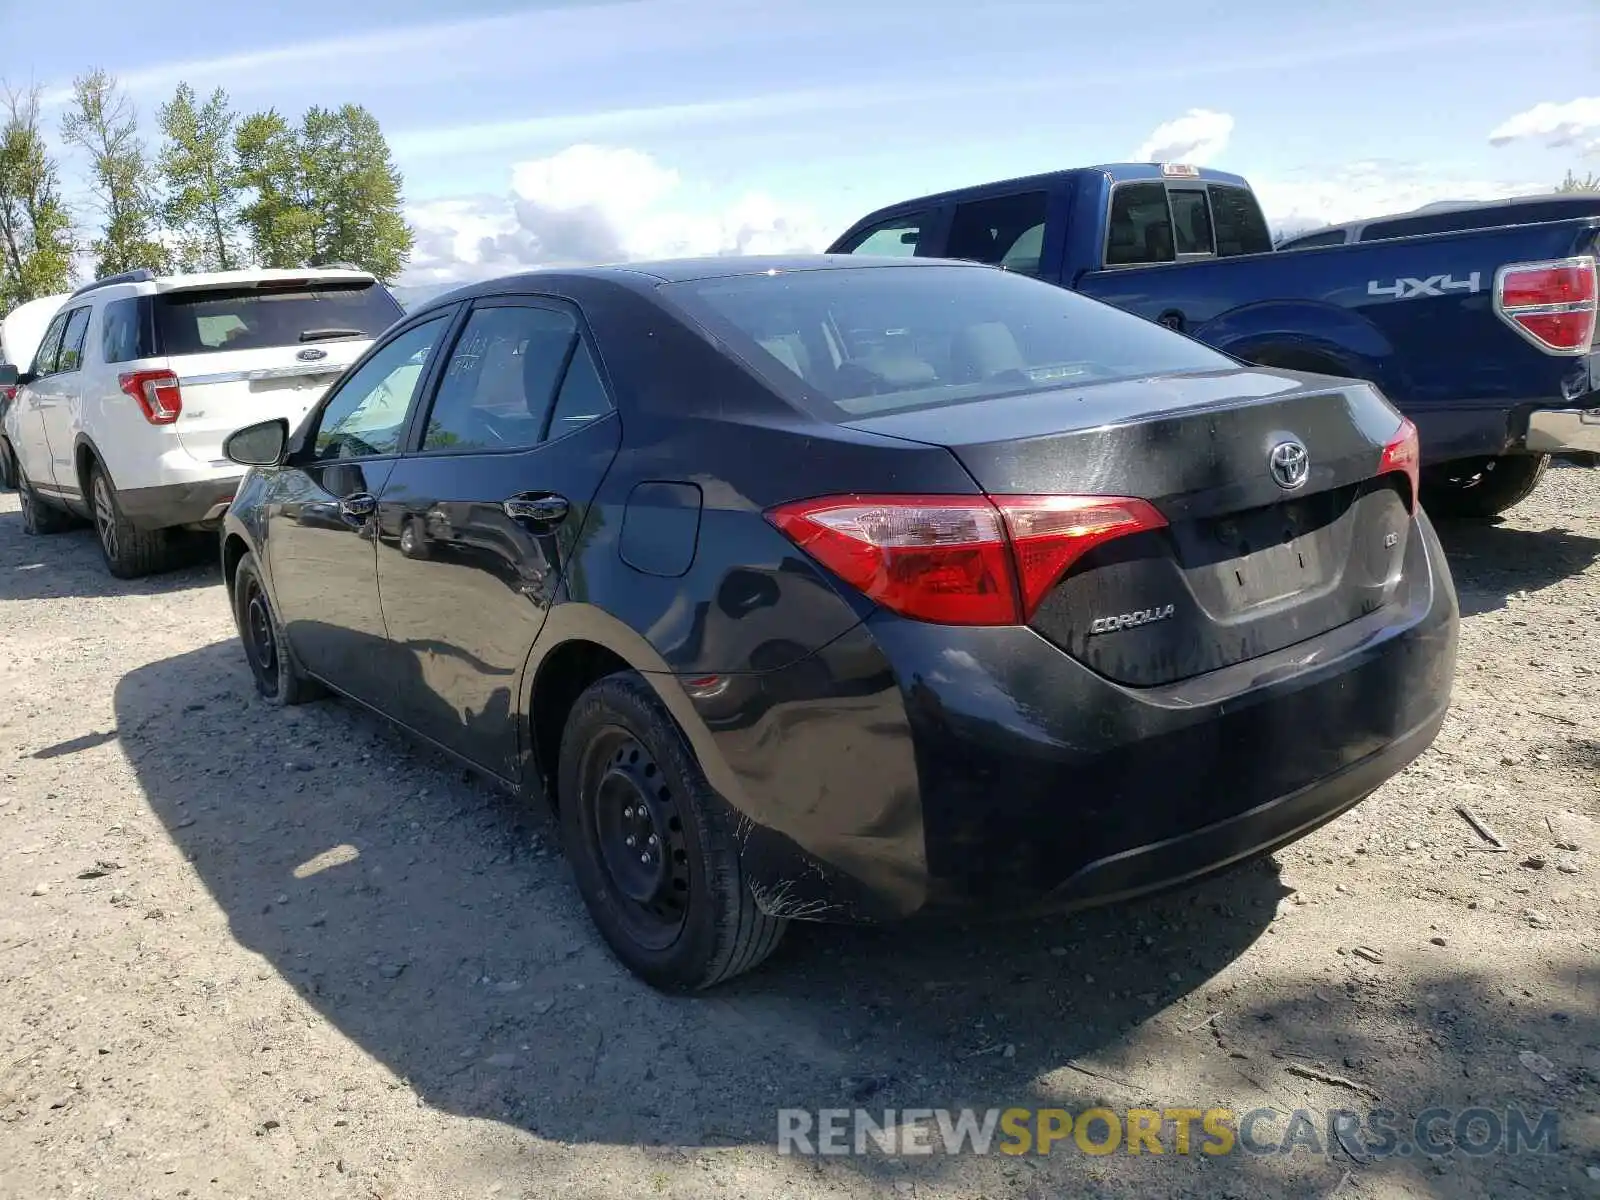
left=1494, top=256, right=1597, bottom=354
left=1378, top=417, right=1420, bottom=510
left=0, top=384, right=15, bottom=402
left=765, top=493, right=1168, bottom=626
left=118, top=370, right=182, bottom=424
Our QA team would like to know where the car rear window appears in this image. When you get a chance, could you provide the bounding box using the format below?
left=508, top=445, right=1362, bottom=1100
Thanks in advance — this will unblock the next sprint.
left=154, top=282, right=404, bottom=356
left=661, top=264, right=1238, bottom=420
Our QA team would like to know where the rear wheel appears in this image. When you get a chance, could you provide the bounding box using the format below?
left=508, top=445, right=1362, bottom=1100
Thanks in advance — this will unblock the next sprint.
left=558, top=671, right=787, bottom=990
left=0, top=438, right=17, bottom=491
left=89, top=463, right=172, bottom=578
left=17, top=464, right=74, bottom=534
left=1421, top=454, right=1549, bottom=519
left=232, top=551, right=325, bottom=706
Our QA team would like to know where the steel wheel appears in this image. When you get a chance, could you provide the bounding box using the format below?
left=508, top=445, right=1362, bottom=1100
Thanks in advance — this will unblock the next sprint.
left=581, top=728, right=693, bottom=950
left=242, top=574, right=281, bottom=690
left=92, top=473, right=119, bottom=561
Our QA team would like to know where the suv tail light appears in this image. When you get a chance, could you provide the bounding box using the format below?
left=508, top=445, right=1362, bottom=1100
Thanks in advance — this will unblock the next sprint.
left=766, top=493, right=1168, bottom=626
left=1494, top=256, right=1597, bottom=354
left=0, top=384, right=15, bottom=403
left=1378, top=416, right=1420, bottom=510
left=118, top=369, right=182, bottom=424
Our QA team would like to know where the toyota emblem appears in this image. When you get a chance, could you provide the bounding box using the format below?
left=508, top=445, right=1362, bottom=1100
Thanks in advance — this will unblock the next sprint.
left=1269, top=439, right=1309, bottom=490
left=296, top=347, right=328, bottom=361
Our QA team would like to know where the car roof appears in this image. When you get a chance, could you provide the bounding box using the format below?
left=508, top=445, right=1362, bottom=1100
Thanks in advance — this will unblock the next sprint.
left=409, top=254, right=976, bottom=312
left=67, top=266, right=380, bottom=303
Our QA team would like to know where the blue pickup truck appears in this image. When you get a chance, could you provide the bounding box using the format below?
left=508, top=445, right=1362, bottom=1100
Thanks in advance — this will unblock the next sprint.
left=827, top=164, right=1600, bottom=517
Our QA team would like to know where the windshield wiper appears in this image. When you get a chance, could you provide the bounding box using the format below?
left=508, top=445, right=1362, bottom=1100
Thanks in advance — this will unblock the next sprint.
left=299, top=328, right=365, bottom=342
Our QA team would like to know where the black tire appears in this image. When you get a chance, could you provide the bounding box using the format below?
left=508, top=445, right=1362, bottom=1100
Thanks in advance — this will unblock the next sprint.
left=0, top=438, right=17, bottom=491
left=1421, top=454, right=1549, bottom=519
left=232, top=551, right=326, bottom=706
left=17, top=463, right=74, bottom=534
left=558, top=671, right=787, bottom=990
left=88, top=463, right=172, bottom=578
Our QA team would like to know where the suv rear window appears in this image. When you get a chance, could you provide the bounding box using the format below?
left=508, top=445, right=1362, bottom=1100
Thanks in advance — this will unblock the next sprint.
left=662, top=263, right=1236, bottom=420
left=154, top=282, right=403, bottom=356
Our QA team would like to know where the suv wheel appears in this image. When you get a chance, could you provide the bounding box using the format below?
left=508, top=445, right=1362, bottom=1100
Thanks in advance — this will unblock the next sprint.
left=89, top=463, right=171, bottom=578
left=558, top=671, right=787, bottom=990
left=17, top=464, right=74, bottom=535
left=0, top=438, right=17, bottom=491
left=232, top=551, right=325, bottom=706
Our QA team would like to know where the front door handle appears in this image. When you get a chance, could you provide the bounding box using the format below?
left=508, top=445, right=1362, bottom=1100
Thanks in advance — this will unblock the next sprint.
left=503, top=493, right=569, bottom=528
left=340, top=492, right=377, bottom=520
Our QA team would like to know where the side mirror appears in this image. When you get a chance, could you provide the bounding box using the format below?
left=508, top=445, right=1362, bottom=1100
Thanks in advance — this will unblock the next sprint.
left=0, top=364, right=18, bottom=388
left=223, top=418, right=290, bottom=467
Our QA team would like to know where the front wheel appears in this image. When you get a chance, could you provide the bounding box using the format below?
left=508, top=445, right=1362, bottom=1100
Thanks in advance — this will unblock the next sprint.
left=17, top=463, right=74, bottom=534
left=232, top=551, right=326, bottom=706
left=558, top=671, right=787, bottom=990
left=1420, top=454, right=1549, bottom=519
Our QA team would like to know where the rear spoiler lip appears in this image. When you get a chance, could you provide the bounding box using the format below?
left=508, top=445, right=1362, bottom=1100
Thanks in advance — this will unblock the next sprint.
left=152, top=271, right=378, bottom=295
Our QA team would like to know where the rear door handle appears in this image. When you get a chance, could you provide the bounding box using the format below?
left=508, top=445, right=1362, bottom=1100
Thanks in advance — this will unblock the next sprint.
left=503, top=493, right=569, bottom=528
left=340, top=492, right=377, bottom=520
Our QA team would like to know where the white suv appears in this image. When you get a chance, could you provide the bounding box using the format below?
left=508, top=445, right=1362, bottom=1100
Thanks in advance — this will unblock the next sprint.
left=0, top=266, right=404, bottom=576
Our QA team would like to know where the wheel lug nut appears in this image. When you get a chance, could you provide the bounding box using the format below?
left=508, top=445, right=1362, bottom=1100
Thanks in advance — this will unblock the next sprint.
left=640, top=853, right=650, bottom=864
left=648, top=835, right=658, bottom=846
left=625, top=836, right=635, bottom=847
left=623, top=807, right=633, bottom=818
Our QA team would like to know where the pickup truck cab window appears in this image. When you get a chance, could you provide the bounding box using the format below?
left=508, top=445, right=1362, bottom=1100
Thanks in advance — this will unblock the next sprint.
left=1107, top=181, right=1272, bottom=266
left=840, top=214, right=926, bottom=256
left=946, top=191, right=1050, bottom=276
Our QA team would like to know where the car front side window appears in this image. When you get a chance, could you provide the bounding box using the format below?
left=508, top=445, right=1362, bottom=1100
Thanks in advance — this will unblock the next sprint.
left=311, top=315, right=450, bottom=460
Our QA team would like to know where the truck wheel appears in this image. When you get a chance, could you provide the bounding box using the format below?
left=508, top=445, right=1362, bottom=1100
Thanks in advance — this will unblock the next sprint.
left=1420, top=454, right=1549, bottom=519
left=89, top=463, right=172, bottom=579
left=558, top=670, right=788, bottom=991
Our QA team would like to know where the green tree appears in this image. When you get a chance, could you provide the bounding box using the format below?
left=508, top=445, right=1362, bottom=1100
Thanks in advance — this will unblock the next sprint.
left=234, top=103, right=412, bottom=281
left=157, top=83, right=243, bottom=271
left=1555, top=168, right=1600, bottom=193
left=60, top=68, right=169, bottom=276
left=235, top=108, right=315, bottom=269
left=0, top=85, right=75, bottom=308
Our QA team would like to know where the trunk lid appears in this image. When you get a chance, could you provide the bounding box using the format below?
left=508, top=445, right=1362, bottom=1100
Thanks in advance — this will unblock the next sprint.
left=844, top=367, right=1414, bottom=686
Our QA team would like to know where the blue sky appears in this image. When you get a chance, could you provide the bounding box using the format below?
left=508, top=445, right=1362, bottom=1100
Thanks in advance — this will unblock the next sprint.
left=5, top=0, right=1597, bottom=285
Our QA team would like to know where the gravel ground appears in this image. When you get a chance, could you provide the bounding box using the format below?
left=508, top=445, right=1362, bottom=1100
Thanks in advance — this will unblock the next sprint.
left=0, top=469, right=1596, bottom=1200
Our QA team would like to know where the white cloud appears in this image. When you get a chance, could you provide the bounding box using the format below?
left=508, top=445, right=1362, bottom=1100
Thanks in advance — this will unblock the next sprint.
left=1488, top=97, right=1600, bottom=156
left=1251, top=161, right=1547, bottom=238
left=1135, top=109, right=1234, bottom=166
left=403, top=144, right=827, bottom=285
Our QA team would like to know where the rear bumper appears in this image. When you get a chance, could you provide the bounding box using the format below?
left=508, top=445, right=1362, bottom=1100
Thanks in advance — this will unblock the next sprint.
left=119, top=476, right=241, bottom=530
left=698, top=509, right=1458, bottom=924
left=1524, top=405, right=1600, bottom=454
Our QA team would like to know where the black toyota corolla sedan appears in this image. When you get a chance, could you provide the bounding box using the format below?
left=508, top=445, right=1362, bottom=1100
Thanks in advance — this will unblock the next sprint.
left=218, top=255, right=1458, bottom=990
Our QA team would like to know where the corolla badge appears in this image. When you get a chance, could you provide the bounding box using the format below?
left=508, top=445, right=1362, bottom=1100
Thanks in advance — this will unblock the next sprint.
left=296, top=347, right=328, bottom=361
left=1089, top=604, right=1176, bottom=635
left=1269, top=439, right=1310, bottom=490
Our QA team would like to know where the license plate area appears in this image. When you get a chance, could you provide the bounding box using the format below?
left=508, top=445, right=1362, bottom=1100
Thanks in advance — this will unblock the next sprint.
left=1192, top=488, right=1350, bottom=609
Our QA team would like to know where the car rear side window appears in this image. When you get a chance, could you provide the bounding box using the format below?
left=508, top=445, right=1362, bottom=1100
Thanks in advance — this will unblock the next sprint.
left=663, top=264, right=1237, bottom=420
left=1105, top=182, right=1175, bottom=265
left=1209, top=185, right=1272, bottom=255
left=101, top=297, right=155, bottom=363
left=422, top=305, right=580, bottom=453
left=154, top=282, right=403, bottom=356
left=946, top=192, right=1050, bottom=276
left=841, top=214, right=926, bottom=257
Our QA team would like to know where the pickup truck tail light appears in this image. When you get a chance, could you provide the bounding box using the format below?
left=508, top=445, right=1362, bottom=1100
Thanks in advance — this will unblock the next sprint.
left=118, top=369, right=182, bottom=424
left=1377, top=417, right=1420, bottom=511
left=1494, top=256, right=1597, bottom=355
left=766, top=493, right=1168, bottom=625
